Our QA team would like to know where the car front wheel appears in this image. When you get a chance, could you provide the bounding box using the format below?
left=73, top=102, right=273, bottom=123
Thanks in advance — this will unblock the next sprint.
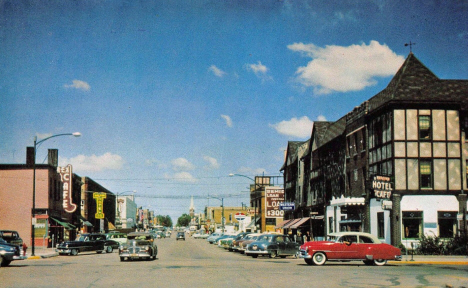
left=312, top=252, right=327, bottom=265
left=71, top=249, right=78, bottom=256
left=269, top=250, right=277, bottom=258
left=373, top=259, right=387, bottom=266
left=106, top=246, right=113, bottom=253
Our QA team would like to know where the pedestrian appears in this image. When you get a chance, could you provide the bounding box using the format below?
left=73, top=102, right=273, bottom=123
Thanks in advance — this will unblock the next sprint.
left=305, top=231, right=311, bottom=242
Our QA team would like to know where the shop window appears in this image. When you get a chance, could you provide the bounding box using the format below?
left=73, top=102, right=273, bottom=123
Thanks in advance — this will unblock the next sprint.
left=419, top=115, right=431, bottom=139
left=328, top=217, right=334, bottom=233
left=438, top=211, right=457, bottom=238
left=402, top=211, right=423, bottom=239
left=377, top=212, right=385, bottom=239
left=420, top=160, right=432, bottom=189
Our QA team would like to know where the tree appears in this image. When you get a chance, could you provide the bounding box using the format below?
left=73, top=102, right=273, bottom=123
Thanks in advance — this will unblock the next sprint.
left=156, top=215, right=173, bottom=228
left=177, top=213, right=191, bottom=227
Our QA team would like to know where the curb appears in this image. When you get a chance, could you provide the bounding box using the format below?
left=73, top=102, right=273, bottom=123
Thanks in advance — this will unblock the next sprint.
left=27, top=253, right=59, bottom=259
left=389, top=261, right=468, bottom=266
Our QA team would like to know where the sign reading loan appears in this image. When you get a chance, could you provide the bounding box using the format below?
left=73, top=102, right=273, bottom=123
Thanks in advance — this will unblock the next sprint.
left=265, top=187, right=285, bottom=218
left=372, top=175, right=393, bottom=199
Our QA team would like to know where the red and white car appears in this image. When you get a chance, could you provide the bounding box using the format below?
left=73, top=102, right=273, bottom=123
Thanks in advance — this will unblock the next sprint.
left=299, top=232, right=402, bottom=266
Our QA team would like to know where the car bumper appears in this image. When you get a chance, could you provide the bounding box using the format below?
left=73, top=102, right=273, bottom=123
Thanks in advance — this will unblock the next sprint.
left=56, top=248, right=72, bottom=254
left=119, top=252, right=152, bottom=259
left=0, top=252, right=27, bottom=261
left=298, top=250, right=312, bottom=259
left=246, top=250, right=269, bottom=255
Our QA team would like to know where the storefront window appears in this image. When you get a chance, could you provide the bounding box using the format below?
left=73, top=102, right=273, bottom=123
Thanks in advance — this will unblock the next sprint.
left=438, top=211, right=457, bottom=238
left=402, top=211, right=423, bottom=239
left=377, top=212, right=384, bottom=239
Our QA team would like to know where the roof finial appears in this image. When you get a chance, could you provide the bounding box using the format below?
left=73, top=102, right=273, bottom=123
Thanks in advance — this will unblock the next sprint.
left=404, top=41, right=416, bottom=54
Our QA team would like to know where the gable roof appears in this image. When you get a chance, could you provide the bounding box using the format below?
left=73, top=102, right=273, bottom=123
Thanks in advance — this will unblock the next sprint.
left=368, top=53, right=468, bottom=113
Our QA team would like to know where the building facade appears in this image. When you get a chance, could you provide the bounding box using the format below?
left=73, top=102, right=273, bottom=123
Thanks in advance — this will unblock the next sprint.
left=283, top=53, right=468, bottom=247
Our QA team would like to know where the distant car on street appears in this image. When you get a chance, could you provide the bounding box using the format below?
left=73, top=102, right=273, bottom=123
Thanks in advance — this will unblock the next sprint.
left=119, top=232, right=157, bottom=261
left=0, top=237, right=26, bottom=267
left=176, top=232, right=185, bottom=241
left=298, top=232, right=402, bottom=266
left=56, top=233, right=119, bottom=256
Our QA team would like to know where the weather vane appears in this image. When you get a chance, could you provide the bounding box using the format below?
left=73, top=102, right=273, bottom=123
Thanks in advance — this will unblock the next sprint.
left=404, top=41, right=416, bottom=53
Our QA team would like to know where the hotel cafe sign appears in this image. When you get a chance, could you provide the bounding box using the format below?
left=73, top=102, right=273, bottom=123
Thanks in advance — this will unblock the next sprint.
left=372, top=175, right=393, bottom=199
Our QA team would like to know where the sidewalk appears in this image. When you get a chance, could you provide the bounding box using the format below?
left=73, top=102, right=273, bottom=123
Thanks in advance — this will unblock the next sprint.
left=26, top=246, right=59, bottom=259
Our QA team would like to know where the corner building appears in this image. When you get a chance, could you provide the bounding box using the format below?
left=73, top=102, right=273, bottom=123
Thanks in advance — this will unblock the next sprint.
left=284, top=53, right=468, bottom=247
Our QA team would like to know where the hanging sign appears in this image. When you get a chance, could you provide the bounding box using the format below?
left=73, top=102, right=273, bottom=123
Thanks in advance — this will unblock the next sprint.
left=93, top=192, right=107, bottom=219
left=58, top=165, right=77, bottom=213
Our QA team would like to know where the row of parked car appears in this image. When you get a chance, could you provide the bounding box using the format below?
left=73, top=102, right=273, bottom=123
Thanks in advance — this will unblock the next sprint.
left=202, top=231, right=402, bottom=266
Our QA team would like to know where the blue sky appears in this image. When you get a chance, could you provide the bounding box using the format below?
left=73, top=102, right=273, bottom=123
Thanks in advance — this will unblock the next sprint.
left=1, top=0, right=467, bottom=222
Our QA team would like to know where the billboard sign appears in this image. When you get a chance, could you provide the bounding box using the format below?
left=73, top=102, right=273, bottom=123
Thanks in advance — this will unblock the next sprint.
left=265, top=187, right=285, bottom=218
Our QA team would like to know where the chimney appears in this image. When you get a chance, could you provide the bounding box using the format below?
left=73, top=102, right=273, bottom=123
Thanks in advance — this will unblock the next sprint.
left=48, top=149, right=58, bottom=167
left=26, top=147, right=35, bottom=167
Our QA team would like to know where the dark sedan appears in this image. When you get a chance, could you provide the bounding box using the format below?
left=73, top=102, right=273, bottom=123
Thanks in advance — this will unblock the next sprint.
left=56, top=233, right=119, bottom=256
left=245, top=234, right=299, bottom=258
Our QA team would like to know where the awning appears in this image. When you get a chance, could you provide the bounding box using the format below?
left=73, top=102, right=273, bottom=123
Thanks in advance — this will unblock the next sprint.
left=50, top=217, right=76, bottom=230
left=289, top=217, right=310, bottom=229
left=108, top=222, right=116, bottom=230
left=80, top=219, right=93, bottom=227
left=283, top=218, right=301, bottom=229
left=330, top=195, right=365, bottom=207
left=275, top=219, right=293, bottom=229
left=246, top=218, right=260, bottom=228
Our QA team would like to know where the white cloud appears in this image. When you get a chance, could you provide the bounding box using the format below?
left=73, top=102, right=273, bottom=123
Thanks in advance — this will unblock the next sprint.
left=60, top=152, right=123, bottom=172
left=246, top=61, right=273, bottom=82
left=288, top=40, right=405, bottom=94
left=164, top=172, right=198, bottom=183
left=317, top=115, right=327, bottom=121
left=203, top=156, right=220, bottom=170
left=270, top=116, right=314, bottom=138
left=209, top=65, right=226, bottom=77
left=64, top=80, right=91, bottom=91
left=171, top=157, right=195, bottom=171
left=221, top=114, right=233, bottom=127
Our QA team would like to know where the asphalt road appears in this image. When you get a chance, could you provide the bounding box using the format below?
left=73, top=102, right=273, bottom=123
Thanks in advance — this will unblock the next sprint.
left=2, top=235, right=468, bottom=288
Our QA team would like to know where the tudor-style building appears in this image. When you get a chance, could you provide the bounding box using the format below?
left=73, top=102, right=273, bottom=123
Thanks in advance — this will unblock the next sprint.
left=282, top=53, right=468, bottom=247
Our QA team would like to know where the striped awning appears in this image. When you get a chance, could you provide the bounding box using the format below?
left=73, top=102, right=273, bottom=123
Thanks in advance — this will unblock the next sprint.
left=275, top=219, right=293, bottom=229
left=283, top=218, right=301, bottom=229
left=289, top=217, right=310, bottom=229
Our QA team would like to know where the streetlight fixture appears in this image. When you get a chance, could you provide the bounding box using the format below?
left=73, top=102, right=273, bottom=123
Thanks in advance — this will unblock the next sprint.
left=31, top=132, right=81, bottom=256
left=229, top=173, right=255, bottom=182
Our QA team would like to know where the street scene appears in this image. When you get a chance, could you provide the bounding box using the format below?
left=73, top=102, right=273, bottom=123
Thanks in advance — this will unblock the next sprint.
left=2, top=235, right=468, bottom=288
left=1, top=1, right=468, bottom=287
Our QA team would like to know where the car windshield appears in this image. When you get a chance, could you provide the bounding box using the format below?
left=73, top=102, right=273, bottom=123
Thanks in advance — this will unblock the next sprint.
left=326, top=235, right=338, bottom=242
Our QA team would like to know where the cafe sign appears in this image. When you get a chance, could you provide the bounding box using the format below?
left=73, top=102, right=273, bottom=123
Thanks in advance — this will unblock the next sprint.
left=372, top=175, right=393, bottom=199
left=58, top=165, right=77, bottom=213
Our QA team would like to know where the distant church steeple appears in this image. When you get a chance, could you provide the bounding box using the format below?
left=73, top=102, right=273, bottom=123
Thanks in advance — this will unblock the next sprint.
left=189, top=196, right=195, bottom=217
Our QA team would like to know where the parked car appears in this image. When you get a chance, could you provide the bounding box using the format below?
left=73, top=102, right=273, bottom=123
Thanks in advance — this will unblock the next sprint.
left=238, top=233, right=262, bottom=254
left=229, top=232, right=251, bottom=252
left=0, top=237, right=26, bottom=267
left=245, top=234, right=299, bottom=258
left=217, top=234, right=237, bottom=248
left=206, top=232, right=221, bottom=243
left=298, top=232, right=402, bottom=266
left=105, top=232, right=127, bottom=245
left=119, top=232, right=157, bottom=261
left=176, top=232, right=185, bottom=241
left=0, top=230, right=23, bottom=246
left=56, top=233, right=119, bottom=256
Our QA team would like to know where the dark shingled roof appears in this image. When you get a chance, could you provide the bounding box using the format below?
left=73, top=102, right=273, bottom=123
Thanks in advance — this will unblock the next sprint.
left=280, top=141, right=307, bottom=171
left=368, top=53, right=468, bottom=113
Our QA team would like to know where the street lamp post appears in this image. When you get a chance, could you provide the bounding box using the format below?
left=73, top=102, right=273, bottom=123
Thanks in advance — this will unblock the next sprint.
left=208, top=196, right=224, bottom=233
left=229, top=173, right=257, bottom=230
left=31, top=132, right=81, bottom=256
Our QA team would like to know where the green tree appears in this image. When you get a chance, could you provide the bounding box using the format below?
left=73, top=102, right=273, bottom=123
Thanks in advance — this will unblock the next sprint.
left=177, top=213, right=191, bottom=227
left=156, top=215, right=173, bottom=228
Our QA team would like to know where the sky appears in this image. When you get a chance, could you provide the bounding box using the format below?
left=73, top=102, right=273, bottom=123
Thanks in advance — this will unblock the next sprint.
left=1, top=0, right=467, bottom=223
